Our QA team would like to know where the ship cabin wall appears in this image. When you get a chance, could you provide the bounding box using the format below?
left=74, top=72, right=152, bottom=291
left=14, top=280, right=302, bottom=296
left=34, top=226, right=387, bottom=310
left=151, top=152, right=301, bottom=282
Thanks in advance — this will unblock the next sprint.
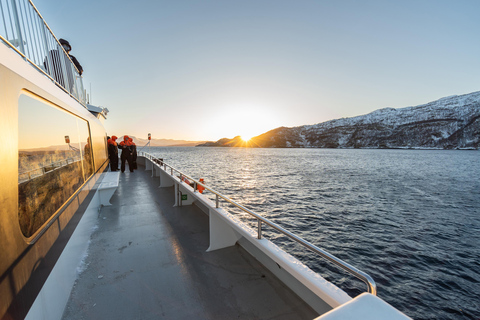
left=0, top=44, right=108, bottom=320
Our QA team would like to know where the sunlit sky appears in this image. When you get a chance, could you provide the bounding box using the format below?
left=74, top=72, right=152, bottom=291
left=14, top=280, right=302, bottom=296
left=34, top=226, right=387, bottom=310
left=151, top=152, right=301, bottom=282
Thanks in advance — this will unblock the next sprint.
left=34, top=0, right=480, bottom=142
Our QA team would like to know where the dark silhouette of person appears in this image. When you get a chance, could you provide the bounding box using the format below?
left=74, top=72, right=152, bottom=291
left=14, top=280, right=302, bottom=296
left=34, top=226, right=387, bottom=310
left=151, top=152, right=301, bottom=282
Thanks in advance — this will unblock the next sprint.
left=119, top=135, right=134, bottom=173
left=44, top=38, right=83, bottom=93
left=107, top=136, right=119, bottom=171
left=129, top=138, right=137, bottom=170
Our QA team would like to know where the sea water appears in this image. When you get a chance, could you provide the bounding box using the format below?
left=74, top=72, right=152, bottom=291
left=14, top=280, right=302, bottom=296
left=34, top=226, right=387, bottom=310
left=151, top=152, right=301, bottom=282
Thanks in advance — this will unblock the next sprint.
left=146, top=147, right=479, bottom=320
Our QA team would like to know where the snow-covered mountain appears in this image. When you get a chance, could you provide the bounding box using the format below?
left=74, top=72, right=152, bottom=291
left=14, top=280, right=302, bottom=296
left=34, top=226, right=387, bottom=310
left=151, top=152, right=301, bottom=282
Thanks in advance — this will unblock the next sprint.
left=201, top=91, right=480, bottom=149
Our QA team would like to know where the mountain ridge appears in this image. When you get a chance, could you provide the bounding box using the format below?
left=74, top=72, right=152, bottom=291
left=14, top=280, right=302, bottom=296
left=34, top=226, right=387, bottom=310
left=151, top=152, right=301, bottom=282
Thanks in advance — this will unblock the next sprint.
left=198, top=91, right=480, bottom=149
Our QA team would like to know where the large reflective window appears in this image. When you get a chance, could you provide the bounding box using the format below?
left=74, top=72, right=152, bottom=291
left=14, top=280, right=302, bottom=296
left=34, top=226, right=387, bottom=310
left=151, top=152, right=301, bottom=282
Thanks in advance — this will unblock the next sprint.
left=18, top=93, right=94, bottom=238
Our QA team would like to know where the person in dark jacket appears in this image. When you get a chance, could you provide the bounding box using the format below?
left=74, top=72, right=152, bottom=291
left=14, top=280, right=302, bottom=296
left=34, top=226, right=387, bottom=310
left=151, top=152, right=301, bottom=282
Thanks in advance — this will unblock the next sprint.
left=119, top=135, right=134, bottom=173
left=107, top=136, right=119, bottom=171
left=44, top=38, right=83, bottom=93
left=59, top=38, right=83, bottom=75
left=128, top=138, right=137, bottom=170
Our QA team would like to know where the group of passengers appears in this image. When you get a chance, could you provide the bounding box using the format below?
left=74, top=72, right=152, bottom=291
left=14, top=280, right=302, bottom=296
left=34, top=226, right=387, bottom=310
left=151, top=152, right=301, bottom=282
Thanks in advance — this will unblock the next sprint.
left=107, top=135, right=137, bottom=173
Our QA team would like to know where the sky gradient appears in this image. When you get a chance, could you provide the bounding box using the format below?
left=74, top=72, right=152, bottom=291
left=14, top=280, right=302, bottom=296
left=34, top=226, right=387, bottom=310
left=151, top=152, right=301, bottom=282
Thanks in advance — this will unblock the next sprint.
left=34, top=0, right=480, bottom=141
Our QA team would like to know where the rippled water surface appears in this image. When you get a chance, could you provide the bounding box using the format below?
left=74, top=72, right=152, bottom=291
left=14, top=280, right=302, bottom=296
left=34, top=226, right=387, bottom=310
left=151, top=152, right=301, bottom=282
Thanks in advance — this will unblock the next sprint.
left=146, top=147, right=479, bottom=319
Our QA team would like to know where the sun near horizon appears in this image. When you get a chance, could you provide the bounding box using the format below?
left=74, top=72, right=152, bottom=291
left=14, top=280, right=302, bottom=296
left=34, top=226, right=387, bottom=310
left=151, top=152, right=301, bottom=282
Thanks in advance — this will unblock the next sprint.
left=240, top=135, right=252, bottom=143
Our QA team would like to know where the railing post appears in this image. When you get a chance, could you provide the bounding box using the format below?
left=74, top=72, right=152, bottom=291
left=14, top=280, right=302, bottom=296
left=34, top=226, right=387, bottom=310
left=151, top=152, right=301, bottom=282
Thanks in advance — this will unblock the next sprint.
left=77, top=73, right=85, bottom=103
left=216, top=195, right=219, bottom=208
left=257, top=219, right=262, bottom=239
left=39, top=14, right=54, bottom=79
left=10, top=0, right=25, bottom=55
left=58, top=47, right=69, bottom=91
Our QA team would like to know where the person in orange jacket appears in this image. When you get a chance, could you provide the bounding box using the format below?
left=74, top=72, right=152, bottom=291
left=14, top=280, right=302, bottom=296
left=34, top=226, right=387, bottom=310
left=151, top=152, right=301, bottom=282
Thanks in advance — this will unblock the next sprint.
left=119, top=135, right=134, bottom=172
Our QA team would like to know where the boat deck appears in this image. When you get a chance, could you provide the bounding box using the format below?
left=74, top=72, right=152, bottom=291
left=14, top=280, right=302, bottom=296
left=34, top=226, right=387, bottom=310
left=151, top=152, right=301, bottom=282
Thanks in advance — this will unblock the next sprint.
left=62, top=164, right=318, bottom=320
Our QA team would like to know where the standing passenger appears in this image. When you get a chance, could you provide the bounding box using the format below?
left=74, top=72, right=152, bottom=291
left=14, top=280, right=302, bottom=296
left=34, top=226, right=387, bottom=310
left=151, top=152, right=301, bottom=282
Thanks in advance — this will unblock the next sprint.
left=119, top=135, right=134, bottom=173
left=44, top=39, right=83, bottom=93
left=129, top=138, right=137, bottom=170
left=111, top=136, right=119, bottom=170
left=108, top=136, right=119, bottom=171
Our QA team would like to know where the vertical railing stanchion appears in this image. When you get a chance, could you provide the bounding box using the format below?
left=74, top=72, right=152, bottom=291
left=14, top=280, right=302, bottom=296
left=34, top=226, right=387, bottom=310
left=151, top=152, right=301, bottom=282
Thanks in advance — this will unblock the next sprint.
left=257, top=219, right=262, bottom=239
left=10, top=0, right=25, bottom=55
left=18, top=0, right=30, bottom=58
left=216, top=195, right=219, bottom=208
left=1, top=1, right=10, bottom=41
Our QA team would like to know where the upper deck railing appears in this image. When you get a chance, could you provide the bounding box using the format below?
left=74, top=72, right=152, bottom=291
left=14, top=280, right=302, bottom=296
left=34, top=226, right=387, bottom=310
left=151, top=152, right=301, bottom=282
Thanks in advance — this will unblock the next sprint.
left=141, top=152, right=377, bottom=296
left=0, top=0, right=86, bottom=106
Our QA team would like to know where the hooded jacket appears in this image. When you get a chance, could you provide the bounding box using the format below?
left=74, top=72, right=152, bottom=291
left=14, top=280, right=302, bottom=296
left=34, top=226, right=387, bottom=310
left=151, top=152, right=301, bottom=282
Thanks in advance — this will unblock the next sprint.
left=119, top=136, right=133, bottom=157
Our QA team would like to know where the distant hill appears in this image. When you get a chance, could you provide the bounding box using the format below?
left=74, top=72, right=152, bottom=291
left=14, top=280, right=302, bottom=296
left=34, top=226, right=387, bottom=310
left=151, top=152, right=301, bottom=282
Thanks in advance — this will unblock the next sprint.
left=197, top=91, right=480, bottom=149
left=198, top=136, right=247, bottom=148
left=129, top=136, right=207, bottom=147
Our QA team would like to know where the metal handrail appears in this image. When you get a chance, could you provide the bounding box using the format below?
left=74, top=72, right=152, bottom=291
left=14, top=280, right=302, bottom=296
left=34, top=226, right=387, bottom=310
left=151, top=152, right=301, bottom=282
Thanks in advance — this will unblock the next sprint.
left=0, top=0, right=86, bottom=105
left=141, top=152, right=377, bottom=295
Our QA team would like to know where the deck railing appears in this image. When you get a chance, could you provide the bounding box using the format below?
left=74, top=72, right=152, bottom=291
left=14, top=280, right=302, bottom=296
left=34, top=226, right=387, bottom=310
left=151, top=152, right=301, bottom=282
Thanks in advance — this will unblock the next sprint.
left=141, top=152, right=377, bottom=295
left=0, top=0, right=86, bottom=106
left=18, top=156, right=81, bottom=184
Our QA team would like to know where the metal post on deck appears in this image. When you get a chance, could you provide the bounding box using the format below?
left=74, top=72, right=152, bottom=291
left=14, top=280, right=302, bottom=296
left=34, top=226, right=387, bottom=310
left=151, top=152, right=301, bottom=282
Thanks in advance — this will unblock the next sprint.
left=216, top=195, right=219, bottom=208
left=257, top=219, right=262, bottom=239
